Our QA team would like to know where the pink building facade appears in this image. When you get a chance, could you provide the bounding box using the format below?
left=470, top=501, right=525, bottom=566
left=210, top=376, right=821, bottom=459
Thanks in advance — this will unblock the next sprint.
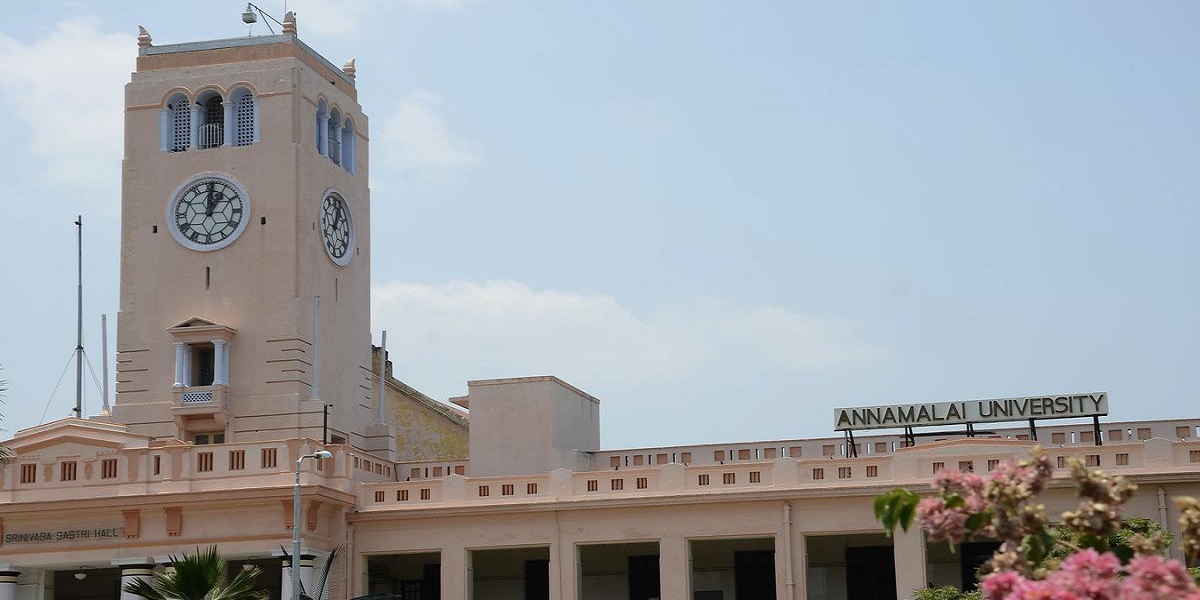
left=1, top=21, right=1198, bottom=600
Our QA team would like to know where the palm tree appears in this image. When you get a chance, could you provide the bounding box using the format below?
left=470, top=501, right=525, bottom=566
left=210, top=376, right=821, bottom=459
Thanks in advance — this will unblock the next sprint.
left=123, top=546, right=268, bottom=600
left=0, top=367, right=13, bottom=463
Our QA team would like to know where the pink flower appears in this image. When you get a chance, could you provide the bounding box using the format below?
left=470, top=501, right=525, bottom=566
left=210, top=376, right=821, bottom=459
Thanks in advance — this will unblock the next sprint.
left=1043, top=550, right=1120, bottom=600
left=1120, top=555, right=1200, bottom=600
left=917, top=496, right=968, bottom=544
left=982, top=570, right=1024, bottom=600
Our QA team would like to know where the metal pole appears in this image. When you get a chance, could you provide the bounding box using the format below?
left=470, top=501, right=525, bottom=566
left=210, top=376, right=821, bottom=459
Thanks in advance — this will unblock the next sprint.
left=101, top=314, right=110, bottom=414
left=292, top=459, right=302, bottom=600
left=74, top=216, right=83, bottom=418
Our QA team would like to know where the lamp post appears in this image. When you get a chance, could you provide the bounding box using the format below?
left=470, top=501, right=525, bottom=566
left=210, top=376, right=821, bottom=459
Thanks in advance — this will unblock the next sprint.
left=293, top=450, right=333, bottom=600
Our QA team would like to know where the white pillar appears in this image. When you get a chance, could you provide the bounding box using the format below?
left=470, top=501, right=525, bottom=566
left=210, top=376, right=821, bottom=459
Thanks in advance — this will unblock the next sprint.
left=173, top=342, right=190, bottom=388
left=189, top=104, right=201, bottom=150
left=222, top=101, right=234, bottom=147
left=317, top=114, right=330, bottom=156
left=893, top=526, right=928, bottom=600
left=119, top=565, right=154, bottom=600
left=0, top=571, right=18, bottom=600
left=332, top=120, right=343, bottom=164
left=212, top=340, right=228, bottom=386
left=660, top=534, right=688, bottom=600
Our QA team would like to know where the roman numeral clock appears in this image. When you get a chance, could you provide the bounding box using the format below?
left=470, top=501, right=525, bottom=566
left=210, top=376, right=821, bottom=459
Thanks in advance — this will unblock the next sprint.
left=167, top=174, right=250, bottom=250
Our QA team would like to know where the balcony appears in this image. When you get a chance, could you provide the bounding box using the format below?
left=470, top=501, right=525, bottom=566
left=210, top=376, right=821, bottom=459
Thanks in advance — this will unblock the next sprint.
left=171, top=384, right=229, bottom=430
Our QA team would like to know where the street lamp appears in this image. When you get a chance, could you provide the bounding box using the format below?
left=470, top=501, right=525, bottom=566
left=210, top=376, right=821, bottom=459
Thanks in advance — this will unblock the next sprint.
left=293, top=450, right=333, bottom=600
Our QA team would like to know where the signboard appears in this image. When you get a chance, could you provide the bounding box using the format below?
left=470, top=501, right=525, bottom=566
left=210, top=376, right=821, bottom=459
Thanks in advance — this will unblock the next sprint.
left=833, top=392, right=1107, bottom=431
left=2, top=527, right=124, bottom=545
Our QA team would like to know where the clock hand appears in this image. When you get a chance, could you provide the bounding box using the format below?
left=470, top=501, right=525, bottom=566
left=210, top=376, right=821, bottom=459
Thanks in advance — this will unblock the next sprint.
left=205, top=182, right=216, bottom=216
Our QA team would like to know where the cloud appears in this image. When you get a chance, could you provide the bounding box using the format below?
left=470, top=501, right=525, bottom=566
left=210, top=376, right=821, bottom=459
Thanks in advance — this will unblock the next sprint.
left=376, top=90, right=481, bottom=170
left=372, top=280, right=885, bottom=397
left=0, top=19, right=133, bottom=201
left=286, top=0, right=365, bottom=36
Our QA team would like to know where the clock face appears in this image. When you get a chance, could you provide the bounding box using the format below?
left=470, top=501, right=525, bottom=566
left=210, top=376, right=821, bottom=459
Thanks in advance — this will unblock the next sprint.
left=320, top=191, right=354, bottom=266
left=168, top=175, right=249, bottom=251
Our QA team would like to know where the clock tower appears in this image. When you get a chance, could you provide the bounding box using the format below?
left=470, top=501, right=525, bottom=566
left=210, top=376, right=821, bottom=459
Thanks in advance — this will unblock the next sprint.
left=112, top=17, right=389, bottom=453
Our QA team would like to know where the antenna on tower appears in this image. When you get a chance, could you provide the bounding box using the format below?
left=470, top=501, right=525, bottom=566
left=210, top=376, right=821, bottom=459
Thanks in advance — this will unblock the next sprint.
left=74, top=216, right=83, bottom=419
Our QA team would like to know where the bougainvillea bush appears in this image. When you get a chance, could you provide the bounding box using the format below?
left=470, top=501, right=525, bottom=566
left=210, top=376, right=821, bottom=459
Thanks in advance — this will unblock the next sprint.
left=875, top=448, right=1200, bottom=599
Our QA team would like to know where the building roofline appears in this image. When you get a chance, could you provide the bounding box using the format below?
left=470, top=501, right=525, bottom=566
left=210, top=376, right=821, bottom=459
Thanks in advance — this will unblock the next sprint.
left=140, top=34, right=355, bottom=87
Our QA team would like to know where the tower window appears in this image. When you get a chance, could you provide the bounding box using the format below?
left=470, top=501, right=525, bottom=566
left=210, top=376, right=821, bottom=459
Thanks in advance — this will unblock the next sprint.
left=198, top=95, right=224, bottom=149
left=166, top=93, right=191, bottom=152
left=191, top=344, right=215, bottom=386
left=341, top=118, right=356, bottom=174
left=316, top=99, right=329, bottom=156
left=328, top=108, right=342, bottom=165
left=231, top=88, right=257, bottom=146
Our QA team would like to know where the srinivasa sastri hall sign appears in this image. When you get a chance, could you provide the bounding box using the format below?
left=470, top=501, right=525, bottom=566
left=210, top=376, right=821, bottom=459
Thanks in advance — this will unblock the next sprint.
left=833, top=392, right=1109, bottom=456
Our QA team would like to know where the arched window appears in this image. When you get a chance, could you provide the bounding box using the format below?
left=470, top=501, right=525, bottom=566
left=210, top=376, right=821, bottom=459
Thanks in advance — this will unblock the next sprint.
left=230, top=87, right=256, bottom=146
left=315, top=99, right=329, bottom=156
left=165, top=93, right=191, bottom=152
left=341, top=118, right=356, bottom=174
left=328, top=108, right=342, bottom=166
left=197, top=91, right=224, bottom=149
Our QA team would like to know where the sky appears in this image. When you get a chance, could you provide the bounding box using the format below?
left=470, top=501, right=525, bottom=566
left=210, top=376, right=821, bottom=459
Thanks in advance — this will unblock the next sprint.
left=0, top=1, right=1197, bottom=449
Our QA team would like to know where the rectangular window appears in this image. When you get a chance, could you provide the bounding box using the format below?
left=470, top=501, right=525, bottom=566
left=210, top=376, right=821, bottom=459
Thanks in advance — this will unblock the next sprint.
left=502, top=484, right=514, bottom=496
left=398, top=489, right=409, bottom=501
left=611, top=479, right=624, bottom=491
left=419, top=488, right=430, bottom=500
left=987, top=459, right=1000, bottom=471
left=192, top=344, right=216, bottom=386
left=698, top=474, right=710, bottom=486
left=1116, top=453, right=1129, bottom=466
left=958, top=461, right=974, bottom=473
left=1085, top=454, right=1100, bottom=467
left=1080, top=431, right=1094, bottom=443
left=680, top=452, right=693, bottom=463
left=866, top=465, right=878, bottom=478
left=1056, top=456, right=1067, bottom=468
left=527, top=483, right=538, bottom=494
left=1176, top=426, right=1191, bottom=439
left=812, top=468, right=824, bottom=480
left=454, top=465, right=466, bottom=475
left=932, top=461, right=944, bottom=473
left=478, top=485, right=489, bottom=497
left=153, top=455, right=162, bottom=475
left=723, top=472, right=736, bottom=485
left=20, top=463, right=36, bottom=484
left=838, top=467, right=852, bottom=479
left=587, top=479, right=598, bottom=492
left=764, top=448, right=778, bottom=459
left=1190, top=450, right=1200, bottom=463
left=61, top=461, right=77, bottom=481
left=822, top=444, right=836, bottom=457
left=750, top=471, right=762, bottom=483
left=1051, top=432, right=1066, bottom=444
left=636, top=477, right=648, bottom=489
left=374, top=491, right=385, bottom=502
left=656, top=453, right=669, bottom=464
left=874, top=442, right=888, bottom=453
left=194, top=432, right=225, bottom=445
left=101, top=458, right=118, bottom=479
left=738, top=449, right=751, bottom=460
left=1137, top=428, right=1152, bottom=440
left=197, top=451, right=214, bottom=472
left=1108, top=429, right=1124, bottom=441
left=229, top=450, right=246, bottom=470
left=261, top=448, right=277, bottom=468
left=713, top=450, right=724, bottom=461
left=789, top=446, right=803, bottom=458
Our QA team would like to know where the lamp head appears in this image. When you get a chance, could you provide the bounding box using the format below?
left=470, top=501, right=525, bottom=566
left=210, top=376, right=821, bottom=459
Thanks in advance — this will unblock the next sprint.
left=242, top=4, right=258, bottom=24
left=314, top=450, right=333, bottom=459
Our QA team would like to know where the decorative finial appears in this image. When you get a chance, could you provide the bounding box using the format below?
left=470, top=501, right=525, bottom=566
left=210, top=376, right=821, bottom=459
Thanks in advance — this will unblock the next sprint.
left=342, top=58, right=356, bottom=79
left=137, top=25, right=152, bottom=48
left=282, top=11, right=297, bottom=35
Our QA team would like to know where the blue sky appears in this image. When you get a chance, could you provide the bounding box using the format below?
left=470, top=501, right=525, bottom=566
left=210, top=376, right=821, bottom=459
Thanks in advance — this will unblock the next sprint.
left=1, top=1, right=1197, bottom=448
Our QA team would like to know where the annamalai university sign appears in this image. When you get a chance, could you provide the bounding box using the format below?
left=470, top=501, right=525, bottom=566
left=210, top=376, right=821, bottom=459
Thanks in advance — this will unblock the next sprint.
left=834, top=392, right=1108, bottom=431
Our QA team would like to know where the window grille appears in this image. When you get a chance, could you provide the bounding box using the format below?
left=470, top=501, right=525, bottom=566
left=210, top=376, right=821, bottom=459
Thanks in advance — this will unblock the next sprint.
left=502, top=484, right=514, bottom=496
left=611, top=478, right=624, bottom=491
left=865, top=466, right=877, bottom=478
left=197, top=451, right=214, bottom=472
left=61, top=461, right=77, bottom=481
left=812, top=468, right=824, bottom=480
left=636, top=477, right=648, bottom=489
left=932, top=461, right=944, bottom=473
left=750, top=470, right=762, bottom=483
left=586, top=479, right=598, bottom=492
left=229, top=450, right=246, bottom=470
left=328, top=112, right=341, bottom=165
left=234, top=91, right=255, bottom=146
left=101, top=458, right=118, bottom=479
left=261, top=448, right=277, bottom=468
left=838, top=467, right=852, bottom=479
left=374, top=491, right=385, bottom=502
left=398, top=489, right=409, bottom=501
left=698, top=474, right=710, bottom=486
left=1116, top=453, right=1130, bottom=466
left=987, top=459, right=1000, bottom=471
left=419, top=488, right=430, bottom=500
left=722, top=472, right=735, bottom=484
left=478, top=485, right=489, bottom=497
left=1085, top=454, right=1101, bottom=467
left=20, top=464, right=36, bottom=483
left=527, top=483, right=538, bottom=494
left=170, top=97, right=191, bottom=151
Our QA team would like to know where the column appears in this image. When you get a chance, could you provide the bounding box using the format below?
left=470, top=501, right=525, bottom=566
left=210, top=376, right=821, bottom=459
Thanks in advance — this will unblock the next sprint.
left=659, top=534, right=688, bottom=600
left=299, top=555, right=316, bottom=597
left=212, top=340, right=228, bottom=386
left=0, top=571, right=18, bottom=600
left=317, top=114, right=330, bottom=157
left=189, top=104, right=201, bottom=150
left=893, top=526, right=928, bottom=600
left=443, top=547, right=467, bottom=600
left=280, top=556, right=294, bottom=600
left=173, top=342, right=190, bottom=388
left=332, top=120, right=343, bottom=164
left=119, top=565, right=155, bottom=600
left=222, top=101, right=234, bottom=147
